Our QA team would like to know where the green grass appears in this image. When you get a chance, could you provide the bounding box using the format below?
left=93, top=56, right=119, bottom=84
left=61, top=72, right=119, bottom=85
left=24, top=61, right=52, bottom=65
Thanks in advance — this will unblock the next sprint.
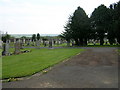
left=53, top=43, right=68, bottom=47
left=86, top=45, right=120, bottom=47
left=2, top=48, right=84, bottom=79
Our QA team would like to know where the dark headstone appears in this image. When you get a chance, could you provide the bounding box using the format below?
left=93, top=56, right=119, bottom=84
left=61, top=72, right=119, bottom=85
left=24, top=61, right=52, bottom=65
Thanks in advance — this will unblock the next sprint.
left=2, top=42, right=9, bottom=56
left=49, top=40, right=52, bottom=48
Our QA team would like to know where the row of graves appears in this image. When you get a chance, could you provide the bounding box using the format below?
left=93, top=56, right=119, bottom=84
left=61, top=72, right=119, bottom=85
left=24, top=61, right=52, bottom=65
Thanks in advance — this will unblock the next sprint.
left=88, top=38, right=119, bottom=45
left=2, top=37, right=118, bottom=56
left=1, top=38, right=67, bottom=56
left=9, top=38, right=66, bottom=47
left=2, top=40, right=28, bottom=56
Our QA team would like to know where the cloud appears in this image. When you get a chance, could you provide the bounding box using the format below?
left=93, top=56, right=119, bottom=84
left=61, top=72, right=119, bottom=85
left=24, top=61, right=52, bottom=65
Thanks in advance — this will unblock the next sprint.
left=0, top=0, right=119, bottom=34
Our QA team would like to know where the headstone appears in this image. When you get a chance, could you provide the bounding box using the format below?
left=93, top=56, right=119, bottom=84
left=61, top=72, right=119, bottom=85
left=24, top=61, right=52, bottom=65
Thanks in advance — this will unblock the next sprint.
left=14, top=42, right=20, bottom=54
left=36, top=40, right=40, bottom=47
left=18, top=39, right=21, bottom=42
left=20, top=43, right=23, bottom=49
left=2, top=42, right=9, bottom=56
left=115, top=39, right=118, bottom=45
left=93, top=40, right=96, bottom=45
left=49, top=40, right=52, bottom=48
left=8, top=40, right=11, bottom=43
left=57, top=39, right=59, bottom=45
left=14, top=38, right=16, bottom=43
left=44, top=41, right=47, bottom=47
left=0, top=40, right=3, bottom=49
left=29, top=39, right=32, bottom=42
left=27, top=42, right=30, bottom=46
left=72, top=41, right=74, bottom=46
left=23, top=39, right=26, bottom=44
left=67, top=41, right=70, bottom=47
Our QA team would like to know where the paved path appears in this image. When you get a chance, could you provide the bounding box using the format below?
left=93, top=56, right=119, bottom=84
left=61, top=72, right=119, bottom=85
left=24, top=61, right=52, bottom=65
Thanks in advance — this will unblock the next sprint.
left=3, top=47, right=119, bottom=88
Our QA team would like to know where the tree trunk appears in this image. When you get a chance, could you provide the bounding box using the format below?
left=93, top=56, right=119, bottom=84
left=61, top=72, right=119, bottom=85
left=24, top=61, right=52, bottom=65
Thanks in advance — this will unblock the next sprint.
left=74, top=39, right=79, bottom=46
left=79, top=38, right=83, bottom=46
left=100, top=38, right=104, bottom=45
left=83, top=38, right=87, bottom=46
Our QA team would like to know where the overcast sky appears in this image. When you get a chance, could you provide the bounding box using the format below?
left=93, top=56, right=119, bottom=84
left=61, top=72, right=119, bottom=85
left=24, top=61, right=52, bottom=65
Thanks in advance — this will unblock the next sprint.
left=0, top=0, right=119, bottom=34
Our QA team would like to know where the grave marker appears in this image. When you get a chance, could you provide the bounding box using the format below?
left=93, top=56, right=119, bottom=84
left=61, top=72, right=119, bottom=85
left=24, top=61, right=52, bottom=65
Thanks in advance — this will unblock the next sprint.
left=2, top=42, right=9, bottom=56
left=14, top=42, right=20, bottom=54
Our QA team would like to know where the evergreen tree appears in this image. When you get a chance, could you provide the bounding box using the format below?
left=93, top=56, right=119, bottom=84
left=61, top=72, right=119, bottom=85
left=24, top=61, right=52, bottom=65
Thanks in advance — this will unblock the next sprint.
left=113, top=1, right=120, bottom=44
left=90, top=5, right=110, bottom=45
left=32, top=34, right=36, bottom=41
left=2, top=34, right=11, bottom=43
left=62, top=6, right=90, bottom=46
left=37, top=33, right=40, bottom=40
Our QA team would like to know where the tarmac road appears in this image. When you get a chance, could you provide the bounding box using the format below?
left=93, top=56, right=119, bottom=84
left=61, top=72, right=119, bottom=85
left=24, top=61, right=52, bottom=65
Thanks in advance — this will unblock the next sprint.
left=2, top=47, right=119, bottom=88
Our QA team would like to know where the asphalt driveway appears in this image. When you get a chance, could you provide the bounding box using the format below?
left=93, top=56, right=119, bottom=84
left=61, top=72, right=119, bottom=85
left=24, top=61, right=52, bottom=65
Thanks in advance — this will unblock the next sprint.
left=3, top=47, right=119, bottom=88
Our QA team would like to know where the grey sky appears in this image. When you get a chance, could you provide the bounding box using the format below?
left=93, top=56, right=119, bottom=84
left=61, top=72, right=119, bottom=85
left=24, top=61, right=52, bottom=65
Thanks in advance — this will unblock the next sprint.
left=0, top=0, right=119, bottom=34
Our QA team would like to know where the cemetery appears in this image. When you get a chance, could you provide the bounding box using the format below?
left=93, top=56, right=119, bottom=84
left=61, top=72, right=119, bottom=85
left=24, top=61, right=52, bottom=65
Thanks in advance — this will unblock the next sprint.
left=0, top=0, right=120, bottom=88
left=1, top=26, right=120, bottom=88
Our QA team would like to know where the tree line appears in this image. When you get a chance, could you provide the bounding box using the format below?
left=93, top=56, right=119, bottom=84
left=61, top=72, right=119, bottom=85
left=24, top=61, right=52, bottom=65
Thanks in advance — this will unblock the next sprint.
left=61, top=1, right=120, bottom=46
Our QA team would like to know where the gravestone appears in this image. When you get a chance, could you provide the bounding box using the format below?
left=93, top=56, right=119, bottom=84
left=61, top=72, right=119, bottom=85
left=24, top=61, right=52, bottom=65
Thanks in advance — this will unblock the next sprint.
left=14, top=39, right=16, bottom=43
left=14, top=42, right=20, bottom=54
left=20, top=42, right=23, bottom=49
left=27, top=42, right=30, bottom=46
left=49, top=40, right=52, bottom=48
left=67, top=41, right=70, bottom=47
left=57, top=39, right=60, bottom=45
left=93, top=40, right=96, bottom=45
left=23, top=39, right=26, bottom=44
left=0, top=40, right=3, bottom=49
left=2, top=42, right=9, bottom=56
left=72, top=41, right=75, bottom=46
left=44, top=41, right=47, bottom=47
left=36, top=40, right=40, bottom=47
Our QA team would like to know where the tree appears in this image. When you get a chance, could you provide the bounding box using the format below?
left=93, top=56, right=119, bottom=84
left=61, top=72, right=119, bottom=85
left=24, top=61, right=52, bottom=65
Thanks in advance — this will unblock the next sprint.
left=2, top=34, right=11, bottom=43
left=113, top=1, right=120, bottom=44
left=106, top=1, right=120, bottom=45
left=90, top=4, right=110, bottom=45
left=71, top=7, right=90, bottom=46
left=62, top=6, right=90, bottom=46
left=32, top=34, right=36, bottom=41
left=107, top=4, right=116, bottom=45
left=21, top=36, right=27, bottom=39
left=61, top=15, right=72, bottom=42
left=37, top=33, right=40, bottom=40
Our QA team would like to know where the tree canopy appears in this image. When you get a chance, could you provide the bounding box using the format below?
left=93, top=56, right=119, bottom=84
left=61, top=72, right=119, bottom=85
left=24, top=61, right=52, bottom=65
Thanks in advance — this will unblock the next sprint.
left=62, top=6, right=90, bottom=46
left=62, top=1, right=120, bottom=46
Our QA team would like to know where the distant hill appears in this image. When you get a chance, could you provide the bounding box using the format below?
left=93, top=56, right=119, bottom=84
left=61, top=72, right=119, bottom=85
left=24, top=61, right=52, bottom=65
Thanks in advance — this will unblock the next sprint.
left=10, top=34, right=59, bottom=38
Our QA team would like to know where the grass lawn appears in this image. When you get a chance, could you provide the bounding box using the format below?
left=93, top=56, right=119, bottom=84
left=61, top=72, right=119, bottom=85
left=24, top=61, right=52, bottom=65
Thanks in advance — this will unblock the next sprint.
left=2, top=48, right=84, bottom=79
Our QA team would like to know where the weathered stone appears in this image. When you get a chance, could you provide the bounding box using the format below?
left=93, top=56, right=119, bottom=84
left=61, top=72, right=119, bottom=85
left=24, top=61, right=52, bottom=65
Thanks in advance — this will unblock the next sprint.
left=49, top=40, right=52, bottom=48
left=36, top=40, right=40, bottom=46
left=2, top=42, right=9, bottom=56
left=14, top=42, right=20, bottom=54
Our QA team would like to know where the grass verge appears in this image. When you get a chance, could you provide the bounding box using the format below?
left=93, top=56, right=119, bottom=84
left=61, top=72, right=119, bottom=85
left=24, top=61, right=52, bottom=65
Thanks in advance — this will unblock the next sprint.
left=2, top=48, right=84, bottom=79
